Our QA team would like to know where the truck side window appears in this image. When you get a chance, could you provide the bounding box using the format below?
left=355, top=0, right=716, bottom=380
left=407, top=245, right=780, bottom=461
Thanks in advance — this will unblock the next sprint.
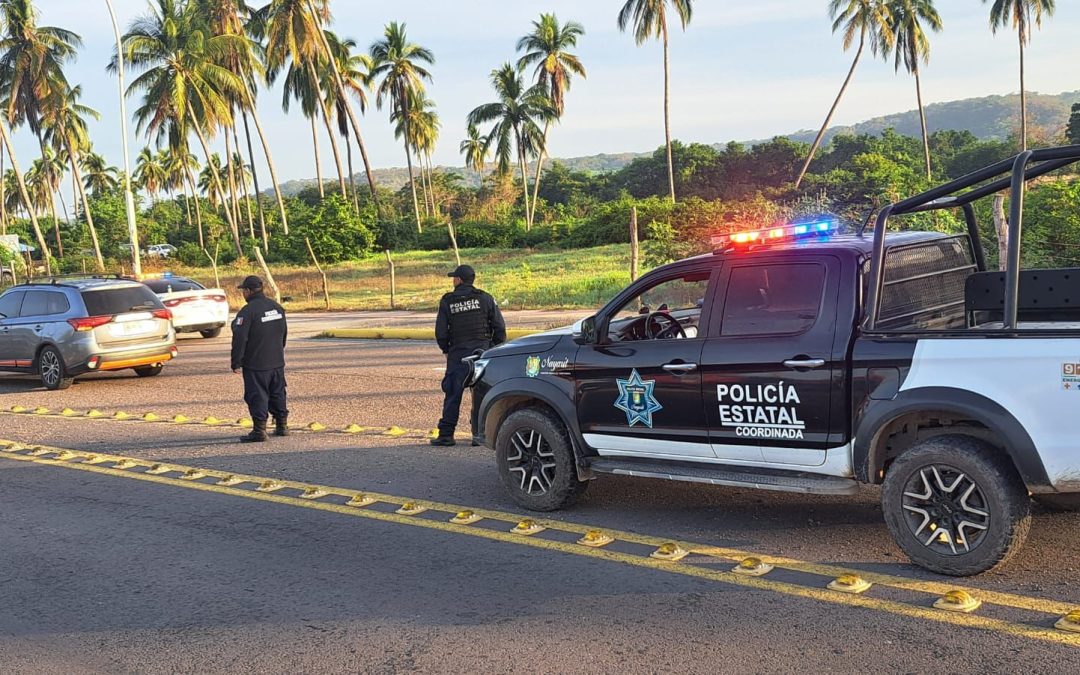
left=721, top=264, right=825, bottom=337
left=608, top=272, right=710, bottom=341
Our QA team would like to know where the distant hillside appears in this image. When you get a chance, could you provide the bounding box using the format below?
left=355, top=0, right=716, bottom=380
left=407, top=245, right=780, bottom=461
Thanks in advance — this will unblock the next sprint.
left=269, top=90, right=1080, bottom=195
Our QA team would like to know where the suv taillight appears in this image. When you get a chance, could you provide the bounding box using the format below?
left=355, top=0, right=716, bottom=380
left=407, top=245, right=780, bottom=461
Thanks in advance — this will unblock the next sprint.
left=211, top=294, right=227, bottom=303
left=68, top=316, right=113, bottom=332
left=152, top=309, right=172, bottom=321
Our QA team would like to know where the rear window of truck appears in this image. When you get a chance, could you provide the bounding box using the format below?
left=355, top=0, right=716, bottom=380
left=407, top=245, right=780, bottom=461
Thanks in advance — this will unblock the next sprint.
left=81, top=285, right=164, bottom=317
left=867, top=236, right=976, bottom=331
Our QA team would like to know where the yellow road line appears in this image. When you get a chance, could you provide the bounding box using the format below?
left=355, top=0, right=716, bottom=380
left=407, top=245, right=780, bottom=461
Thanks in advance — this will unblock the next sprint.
left=1, top=439, right=1077, bottom=644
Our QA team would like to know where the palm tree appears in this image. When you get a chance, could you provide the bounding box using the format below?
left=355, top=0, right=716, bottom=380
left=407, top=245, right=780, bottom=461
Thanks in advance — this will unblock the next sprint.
left=517, top=13, right=586, bottom=224
left=617, top=0, right=692, bottom=203
left=795, top=1, right=893, bottom=188
left=26, top=149, right=65, bottom=257
left=199, top=153, right=226, bottom=208
left=40, top=83, right=104, bottom=269
left=467, top=63, right=550, bottom=230
left=984, top=0, right=1055, bottom=151
left=369, top=22, right=434, bottom=232
left=460, top=124, right=489, bottom=186
left=81, top=151, right=119, bottom=195
left=393, top=89, right=439, bottom=217
left=325, top=33, right=371, bottom=212
left=0, top=117, right=49, bottom=272
left=134, top=147, right=168, bottom=201
left=163, top=143, right=205, bottom=247
left=886, top=0, right=942, bottom=180
left=117, top=0, right=246, bottom=253
left=259, top=0, right=378, bottom=203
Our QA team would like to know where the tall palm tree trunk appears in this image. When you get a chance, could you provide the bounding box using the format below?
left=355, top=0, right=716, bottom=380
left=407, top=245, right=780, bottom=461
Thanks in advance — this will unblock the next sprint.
left=309, top=116, right=325, bottom=199
left=795, top=33, right=866, bottom=189
left=425, top=153, right=437, bottom=217
left=661, top=19, right=676, bottom=203
left=66, top=141, right=103, bottom=270
left=241, top=111, right=268, bottom=248
left=401, top=112, right=422, bottom=232
left=231, top=124, right=256, bottom=241
left=418, top=150, right=432, bottom=217
left=224, top=130, right=245, bottom=237
left=183, top=165, right=205, bottom=249
left=1019, top=32, right=1027, bottom=152
left=244, top=100, right=290, bottom=234
left=180, top=187, right=193, bottom=237
left=47, top=192, right=63, bottom=259
left=306, top=0, right=378, bottom=204
left=515, top=127, right=533, bottom=230
left=529, top=120, right=549, bottom=227
left=187, top=106, right=241, bottom=253
left=322, top=111, right=348, bottom=199
left=1, top=143, right=6, bottom=236
left=345, top=129, right=358, bottom=213
left=914, top=68, right=932, bottom=180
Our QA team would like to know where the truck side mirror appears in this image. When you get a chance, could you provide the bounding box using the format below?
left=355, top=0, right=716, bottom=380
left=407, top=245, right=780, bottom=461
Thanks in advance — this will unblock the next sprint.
left=577, top=315, right=598, bottom=345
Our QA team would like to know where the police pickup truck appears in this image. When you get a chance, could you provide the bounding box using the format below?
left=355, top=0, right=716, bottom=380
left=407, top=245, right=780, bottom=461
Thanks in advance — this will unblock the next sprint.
left=469, top=146, right=1080, bottom=576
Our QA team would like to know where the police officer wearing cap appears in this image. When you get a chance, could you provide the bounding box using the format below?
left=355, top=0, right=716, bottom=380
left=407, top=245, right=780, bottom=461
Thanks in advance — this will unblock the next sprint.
left=432, top=264, right=506, bottom=446
left=231, top=276, right=289, bottom=443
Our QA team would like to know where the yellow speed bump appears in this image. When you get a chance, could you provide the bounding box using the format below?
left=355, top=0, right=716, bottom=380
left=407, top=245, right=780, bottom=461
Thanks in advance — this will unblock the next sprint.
left=1055, top=610, right=1080, bottom=634
left=306, top=422, right=326, bottom=432
left=181, top=469, right=207, bottom=481
left=733, top=557, right=774, bottom=577
left=256, top=480, right=283, bottom=493
left=113, top=411, right=131, bottom=420
left=33, top=407, right=49, bottom=415
left=202, top=416, right=222, bottom=426
left=828, top=574, right=873, bottom=594
left=10, top=406, right=26, bottom=413
left=347, top=493, right=376, bottom=508
left=142, top=413, right=160, bottom=422
left=171, top=415, right=190, bottom=424
left=216, top=475, right=246, bottom=487
left=934, top=589, right=982, bottom=613
left=384, top=426, right=407, bottom=437
left=429, top=429, right=440, bottom=439
left=112, top=459, right=138, bottom=470
left=61, top=408, right=79, bottom=417
left=0, top=442, right=18, bottom=452
left=53, top=450, right=77, bottom=461
left=577, top=529, right=614, bottom=548
left=146, top=464, right=173, bottom=475
left=343, top=424, right=367, bottom=434
left=86, top=409, right=104, bottom=418
left=300, top=487, right=328, bottom=500
left=397, top=502, right=427, bottom=516
left=27, top=446, right=51, bottom=457
left=650, top=542, right=689, bottom=562
left=237, top=419, right=253, bottom=428
left=450, top=510, right=483, bottom=525
left=511, top=518, right=546, bottom=536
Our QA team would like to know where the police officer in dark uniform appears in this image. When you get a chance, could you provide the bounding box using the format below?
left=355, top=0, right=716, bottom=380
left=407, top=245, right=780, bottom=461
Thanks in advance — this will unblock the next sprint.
left=231, top=276, right=289, bottom=443
left=432, top=264, right=506, bottom=446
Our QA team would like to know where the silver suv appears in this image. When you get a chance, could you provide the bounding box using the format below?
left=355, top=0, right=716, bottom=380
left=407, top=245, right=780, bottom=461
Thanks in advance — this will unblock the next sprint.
left=0, top=276, right=178, bottom=390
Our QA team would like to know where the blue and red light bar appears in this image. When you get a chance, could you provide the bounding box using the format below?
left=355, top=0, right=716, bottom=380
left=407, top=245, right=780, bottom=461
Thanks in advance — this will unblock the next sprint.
left=711, top=219, right=838, bottom=249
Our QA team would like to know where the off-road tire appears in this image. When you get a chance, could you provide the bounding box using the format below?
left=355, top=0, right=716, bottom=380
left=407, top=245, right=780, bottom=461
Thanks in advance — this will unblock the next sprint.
left=1032, top=493, right=1080, bottom=512
left=200, top=328, right=222, bottom=339
left=882, top=435, right=1030, bottom=576
left=38, top=346, right=73, bottom=391
left=134, top=365, right=164, bottom=378
left=496, top=407, right=587, bottom=512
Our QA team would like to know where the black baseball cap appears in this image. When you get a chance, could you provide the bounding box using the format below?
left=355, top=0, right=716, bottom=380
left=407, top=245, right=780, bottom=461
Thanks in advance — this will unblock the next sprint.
left=447, top=264, right=475, bottom=282
left=237, top=275, right=264, bottom=291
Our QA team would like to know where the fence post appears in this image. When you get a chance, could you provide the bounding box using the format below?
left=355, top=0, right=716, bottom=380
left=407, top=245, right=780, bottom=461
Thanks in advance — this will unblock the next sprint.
left=630, top=206, right=640, bottom=281
left=993, top=194, right=1008, bottom=271
left=385, top=249, right=396, bottom=310
left=252, top=246, right=280, bottom=303
left=305, top=237, right=330, bottom=310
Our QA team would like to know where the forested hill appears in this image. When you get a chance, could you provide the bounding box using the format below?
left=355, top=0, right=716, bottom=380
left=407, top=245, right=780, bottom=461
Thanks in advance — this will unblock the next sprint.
left=273, top=90, right=1080, bottom=195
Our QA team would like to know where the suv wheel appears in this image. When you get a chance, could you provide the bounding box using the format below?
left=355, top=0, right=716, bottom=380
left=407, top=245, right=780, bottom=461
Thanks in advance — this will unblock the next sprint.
left=38, top=346, right=73, bottom=390
left=134, top=365, right=164, bottom=378
left=200, top=328, right=222, bottom=339
left=496, top=408, right=588, bottom=512
left=882, top=435, right=1030, bottom=576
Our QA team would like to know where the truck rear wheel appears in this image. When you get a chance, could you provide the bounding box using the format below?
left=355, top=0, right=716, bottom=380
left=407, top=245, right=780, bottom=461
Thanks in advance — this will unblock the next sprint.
left=496, top=408, right=587, bottom=512
left=881, top=435, right=1030, bottom=576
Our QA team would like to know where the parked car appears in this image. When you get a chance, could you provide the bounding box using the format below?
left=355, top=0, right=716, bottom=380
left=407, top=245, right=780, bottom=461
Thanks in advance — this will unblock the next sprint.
left=146, top=244, right=178, bottom=258
left=0, top=275, right=177, bottom=390
left=141, top=274, right=229, bottom=338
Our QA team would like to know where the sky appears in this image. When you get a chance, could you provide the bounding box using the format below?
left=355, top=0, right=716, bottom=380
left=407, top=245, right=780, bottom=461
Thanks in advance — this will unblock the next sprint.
left=16, top=0, right=1080, bottom=186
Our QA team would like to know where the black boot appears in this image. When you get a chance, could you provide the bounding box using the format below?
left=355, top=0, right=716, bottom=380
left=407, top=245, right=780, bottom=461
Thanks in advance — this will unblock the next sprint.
left=274, top=416, right=290, bottom=437
left=430, top=435, right=456, bottom=447
left=241, top=420, right=268, bottom=443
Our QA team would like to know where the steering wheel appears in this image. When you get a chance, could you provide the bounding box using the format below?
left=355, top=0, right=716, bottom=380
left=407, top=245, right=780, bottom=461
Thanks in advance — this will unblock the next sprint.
left=644, top=311, right=687, bottom=340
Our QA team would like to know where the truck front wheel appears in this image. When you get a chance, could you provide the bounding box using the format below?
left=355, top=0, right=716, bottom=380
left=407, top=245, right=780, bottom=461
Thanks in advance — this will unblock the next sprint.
left=496, top=408, right=587, bottom=512
left=881, top=435, right=1031, bottom=576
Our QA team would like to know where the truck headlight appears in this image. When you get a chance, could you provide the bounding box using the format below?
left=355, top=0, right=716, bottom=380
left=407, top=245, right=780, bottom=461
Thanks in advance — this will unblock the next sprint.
left=465, top=358, right=489, bottom=387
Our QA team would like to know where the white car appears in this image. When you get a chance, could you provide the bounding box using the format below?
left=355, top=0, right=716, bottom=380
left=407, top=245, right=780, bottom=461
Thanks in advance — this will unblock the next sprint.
left=146, top=244, right=178, bottom=258
left=142, top=275, right=229, bottom=338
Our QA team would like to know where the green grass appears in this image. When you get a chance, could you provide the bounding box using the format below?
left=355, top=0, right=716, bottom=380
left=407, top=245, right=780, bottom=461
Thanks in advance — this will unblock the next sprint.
left=163, top=244, right=634, bottom=312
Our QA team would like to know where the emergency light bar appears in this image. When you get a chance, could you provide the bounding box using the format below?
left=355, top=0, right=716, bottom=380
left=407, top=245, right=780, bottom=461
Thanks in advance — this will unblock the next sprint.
left=711, top=219, right=838, bottom=249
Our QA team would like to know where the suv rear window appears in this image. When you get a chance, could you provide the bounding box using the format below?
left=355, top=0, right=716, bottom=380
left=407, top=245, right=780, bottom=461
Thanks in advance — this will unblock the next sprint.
left=81, top=285, right=164, bottom=317
left=144, top=278, right=203, bottom=294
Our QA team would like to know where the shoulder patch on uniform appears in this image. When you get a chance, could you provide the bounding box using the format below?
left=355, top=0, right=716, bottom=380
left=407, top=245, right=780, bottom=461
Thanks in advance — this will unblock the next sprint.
left=262, top=309, right=283, bottom=323
left=235, top=316, right=244, bottom=326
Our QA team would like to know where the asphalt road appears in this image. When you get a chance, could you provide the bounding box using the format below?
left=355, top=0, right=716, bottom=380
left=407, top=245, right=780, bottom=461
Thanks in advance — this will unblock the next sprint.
left=1, top=319, right=1079, bottom=673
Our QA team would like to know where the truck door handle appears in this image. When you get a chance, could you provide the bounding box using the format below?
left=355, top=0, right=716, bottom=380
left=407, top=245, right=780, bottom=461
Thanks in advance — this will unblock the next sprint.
left=662, top=362, right=698, bottom=374
left=783, top=358, right=826, bottom=370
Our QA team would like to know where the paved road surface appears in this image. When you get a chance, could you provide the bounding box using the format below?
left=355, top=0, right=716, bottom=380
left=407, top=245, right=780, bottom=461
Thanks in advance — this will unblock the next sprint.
left=0, top=321, right=1078, bottom=673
